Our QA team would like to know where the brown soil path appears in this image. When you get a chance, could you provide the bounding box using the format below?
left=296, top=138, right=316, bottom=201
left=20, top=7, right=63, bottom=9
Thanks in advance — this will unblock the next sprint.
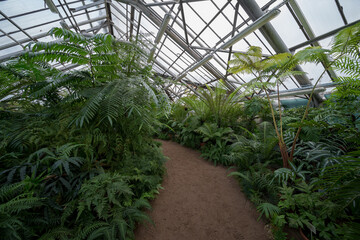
left=135, top=140, right=270, bottom=240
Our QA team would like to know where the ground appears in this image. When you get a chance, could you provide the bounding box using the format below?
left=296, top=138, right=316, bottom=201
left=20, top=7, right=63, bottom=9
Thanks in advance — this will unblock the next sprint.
left=135, top=140, right=270, bottom=240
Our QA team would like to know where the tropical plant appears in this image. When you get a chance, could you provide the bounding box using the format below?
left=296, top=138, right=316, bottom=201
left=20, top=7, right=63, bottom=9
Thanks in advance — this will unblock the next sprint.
left=228, top=46, right=302, bottom=168
left=181, top=80, right=243, bottom=128
left=228, top=163, right=279, bottom=205
left=0, top=182, right=44, bottom=240
left=0, top=27, right=166, bottom=239
left=228, top=22, right=360, bottom=168
left=318, top=150, right=360, bottom=213
left=274, top=182, right=347, bottom=240
left=224, top=122, right=279, bottom=168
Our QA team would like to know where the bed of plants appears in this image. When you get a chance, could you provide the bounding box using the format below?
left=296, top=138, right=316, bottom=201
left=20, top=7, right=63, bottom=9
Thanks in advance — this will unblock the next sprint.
left=0, top=28, right=168, bottom=239
left=157, top=23, right=360, bottom=240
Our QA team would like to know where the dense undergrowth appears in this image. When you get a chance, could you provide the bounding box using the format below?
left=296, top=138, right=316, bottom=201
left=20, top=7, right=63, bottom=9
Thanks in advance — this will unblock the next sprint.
left=0, top=19, right=359, bottom=240
left=157, top=23, right=360, bottom=240
left=0, top=28, right=168, bottom=239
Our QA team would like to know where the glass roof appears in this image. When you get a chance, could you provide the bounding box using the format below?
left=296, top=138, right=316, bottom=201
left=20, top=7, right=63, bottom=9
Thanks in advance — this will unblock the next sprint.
left=0, top=0, right=359, bottom=100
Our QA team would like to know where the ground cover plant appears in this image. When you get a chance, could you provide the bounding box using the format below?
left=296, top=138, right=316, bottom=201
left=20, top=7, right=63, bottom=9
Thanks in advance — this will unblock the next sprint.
left=0, top=28, right=167, bottom=239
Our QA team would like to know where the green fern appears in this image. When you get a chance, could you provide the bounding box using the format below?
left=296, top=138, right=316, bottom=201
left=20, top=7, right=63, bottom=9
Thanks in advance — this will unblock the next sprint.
left=257, top=202, right=280, bottom=220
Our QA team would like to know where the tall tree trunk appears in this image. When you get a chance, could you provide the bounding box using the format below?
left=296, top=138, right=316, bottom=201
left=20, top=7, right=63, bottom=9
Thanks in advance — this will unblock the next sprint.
left=279, top=141, right=289, bottom=168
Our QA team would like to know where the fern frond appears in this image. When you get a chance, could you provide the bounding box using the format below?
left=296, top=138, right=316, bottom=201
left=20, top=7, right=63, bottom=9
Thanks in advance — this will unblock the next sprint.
left=0, top=194, right=43, bottom=214
left=38, top=227, right=73, bottom=240
left=74, top=221, right=109, bottom=240
left=257, top=202, right=280, bottom=220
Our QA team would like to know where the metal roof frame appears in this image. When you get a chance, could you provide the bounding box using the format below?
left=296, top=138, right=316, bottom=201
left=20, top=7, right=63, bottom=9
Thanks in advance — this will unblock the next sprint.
left=0, top=0, right=358, bottom=102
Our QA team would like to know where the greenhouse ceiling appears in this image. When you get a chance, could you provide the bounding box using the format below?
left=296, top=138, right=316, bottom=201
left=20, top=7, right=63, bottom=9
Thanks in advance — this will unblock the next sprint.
left=0, top=0, right=359, bottom=102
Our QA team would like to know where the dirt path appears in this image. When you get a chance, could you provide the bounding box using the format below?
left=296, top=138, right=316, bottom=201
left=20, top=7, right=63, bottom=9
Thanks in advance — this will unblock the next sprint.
left=135, top=140, right=270, bottom=240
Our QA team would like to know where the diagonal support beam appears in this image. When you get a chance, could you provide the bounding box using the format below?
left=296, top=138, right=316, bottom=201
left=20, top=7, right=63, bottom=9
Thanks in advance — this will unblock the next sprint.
left=287, top=0, right=338, bottom=81
left=179, top=1, right=189, bottom=45
left=115, top=1, right=232, bottom=87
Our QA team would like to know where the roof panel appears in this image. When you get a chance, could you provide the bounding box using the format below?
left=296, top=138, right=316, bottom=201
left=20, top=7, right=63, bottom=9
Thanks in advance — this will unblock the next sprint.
left=0, top=0, right=359, bottom=100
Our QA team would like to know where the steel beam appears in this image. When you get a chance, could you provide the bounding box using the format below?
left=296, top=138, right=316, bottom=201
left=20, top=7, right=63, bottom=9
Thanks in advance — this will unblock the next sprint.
left=70, top=0, right=105, bottom=12
left=287, top=0, right=338, bottom=81
left=0, top=0, right=83, bottom=22
left=179, top=1, right=189, bottom=45
left=146, top=1, right=231, bottom=83
left=105, top=1, right=115, bottom=36
left=81, top=0, right=95, bottom=33
left=238, top=0, right=323, bottom=105
left=129, top=6, right=135, bottom=39
left=145, top=0, right=209, bottom=7
left=289, top=19, right=360, bottom=52
left=0, top=8, right=104, bottom=38
left=334, top=0, right=348, bottom=25
left=0, top=16, right=106, bottom=56
left=118, top=1, right=228, bottom=83
left=0, top=11, right=36, bottom=42
left=190, top=46, right=271, bottom=56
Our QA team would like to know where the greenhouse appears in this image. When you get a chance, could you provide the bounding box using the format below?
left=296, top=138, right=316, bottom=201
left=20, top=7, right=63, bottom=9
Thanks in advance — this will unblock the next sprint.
left=0, top=0, right=359, bottom=239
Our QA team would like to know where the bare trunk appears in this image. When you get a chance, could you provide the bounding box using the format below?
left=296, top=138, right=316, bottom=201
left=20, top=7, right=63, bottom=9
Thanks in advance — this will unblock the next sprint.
left=279, top=141, right=290, bottom=168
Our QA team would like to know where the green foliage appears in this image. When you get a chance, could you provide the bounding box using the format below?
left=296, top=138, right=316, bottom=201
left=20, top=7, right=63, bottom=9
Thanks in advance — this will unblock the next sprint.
left=77, top=173, right=133, bottom=219
left=0, top=183, right=44, bottom=239
left=272, top=162, right=310, bottom=185
left=196, top=122, right=233, bottom=143
left=257, top=202, right=280, bottom=220
left=0, top=27, right=167, bottom=239
left=274, top=182, right=347, bottom=240
left=243, top=97, right=271, bottom=121
left=331, top=22, right=360, bottom=98
left=224, top=23, right=360, bottom=239
left=318, top=151, right=360, bottom=212
left=224, top=122, right=279, bottom=168
left=228, top=164, right=279, bottom=205
left=181, top=80, right=243, bottom=127
left=158, top=23, right=360, bottom=240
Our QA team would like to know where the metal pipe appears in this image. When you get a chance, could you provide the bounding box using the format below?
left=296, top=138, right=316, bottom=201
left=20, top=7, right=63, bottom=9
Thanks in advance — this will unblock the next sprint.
left=154, top=13, right=171, bottom=45
left=179, top=0, right=189, bottom=44
left=146, top=13, right=171, bottom=63
left=188, top=54, right=214, bottom=72
left=45, top=0, right=60, bottom=13
left=267, top=88, right=325, bottom=99
left=81, top=0, right=95, bottom=33
left=258, top=82, right=337, bottom=98
left=62, top=0, right=82, bottom=31
left=221, top=9, right=280, bottom=49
